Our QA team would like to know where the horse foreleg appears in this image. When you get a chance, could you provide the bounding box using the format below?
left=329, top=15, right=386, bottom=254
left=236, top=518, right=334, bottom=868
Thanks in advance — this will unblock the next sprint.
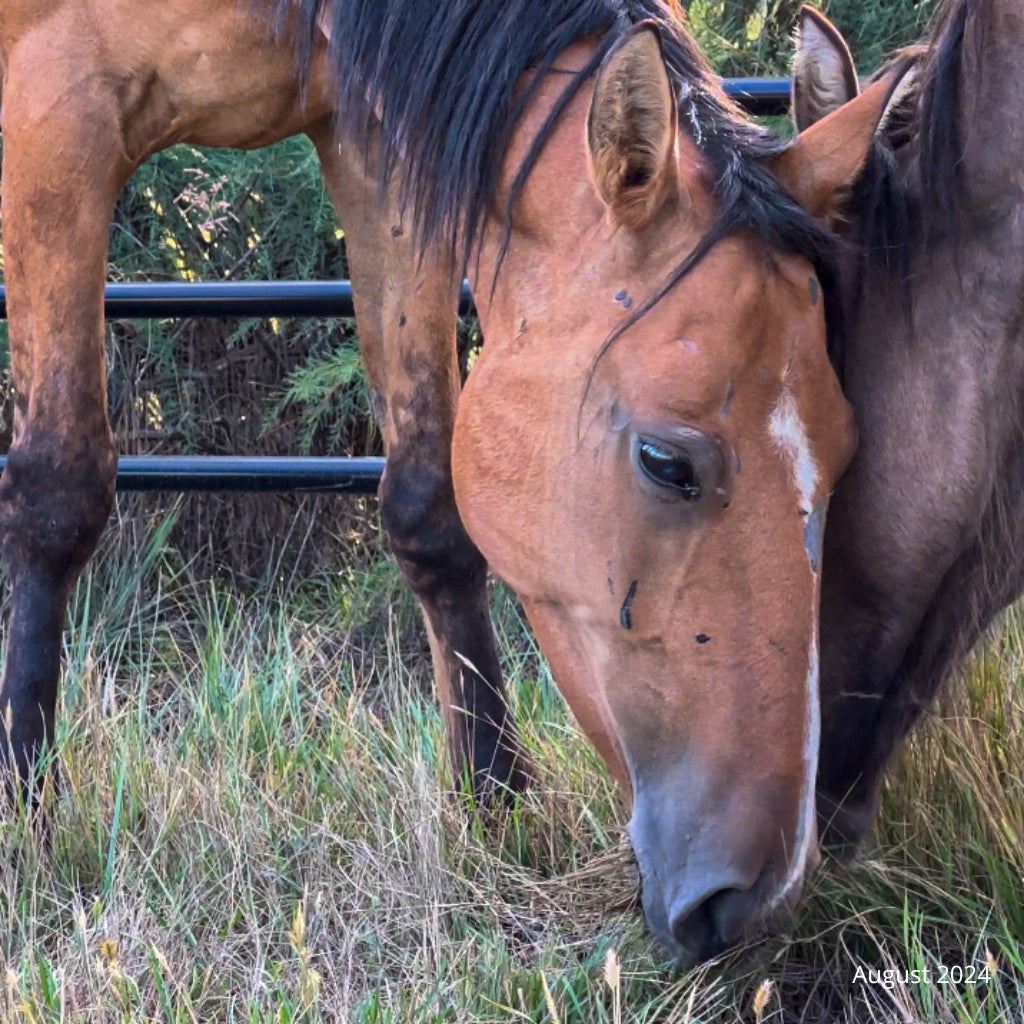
left=0, top=56, right=131, bottom=806
left=310, top=124, right=531, bottom=801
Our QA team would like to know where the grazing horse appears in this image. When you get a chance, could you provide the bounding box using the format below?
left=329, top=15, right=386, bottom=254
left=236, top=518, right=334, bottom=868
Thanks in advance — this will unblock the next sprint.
left=793, top=0, right=1024, bottom=853
left=0, top=0, right=896, bottom=963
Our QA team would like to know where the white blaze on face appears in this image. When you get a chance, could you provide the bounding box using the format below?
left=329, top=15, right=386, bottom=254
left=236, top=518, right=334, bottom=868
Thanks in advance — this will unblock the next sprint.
left=769, top=389, right=819, bottom=514
left=767, top=387, right=822, bottom=909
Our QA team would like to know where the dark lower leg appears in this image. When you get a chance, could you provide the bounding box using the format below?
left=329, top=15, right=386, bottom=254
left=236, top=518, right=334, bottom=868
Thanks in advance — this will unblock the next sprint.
left=815, top=666, right=888, bottom=854
left=426, top=564, right=530, bottom=797
left=382, top=453, right=530, bottom=799
left=0, top=571, right=70, bottom=796
left=0, top=439, right=116, bottom=805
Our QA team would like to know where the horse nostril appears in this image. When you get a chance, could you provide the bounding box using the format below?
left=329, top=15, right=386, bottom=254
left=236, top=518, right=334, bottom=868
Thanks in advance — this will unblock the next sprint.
left=670, top=886, right=751, bottom=961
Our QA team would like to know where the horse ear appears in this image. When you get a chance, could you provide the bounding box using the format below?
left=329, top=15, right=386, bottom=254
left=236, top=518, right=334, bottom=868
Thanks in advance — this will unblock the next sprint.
left=792, top=6, right=859, bottom=132
left=587, top=23, right=678, bottom=229
left=770, top=63, right=910, bottom=220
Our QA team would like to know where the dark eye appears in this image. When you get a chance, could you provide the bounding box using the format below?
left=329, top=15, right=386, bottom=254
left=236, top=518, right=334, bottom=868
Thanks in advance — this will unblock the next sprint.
left=637, top=438, right=702, bottom=501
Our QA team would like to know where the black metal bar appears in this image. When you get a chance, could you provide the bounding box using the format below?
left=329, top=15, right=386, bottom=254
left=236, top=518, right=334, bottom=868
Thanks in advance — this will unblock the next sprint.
left=99, top=280, right=361, bottom=319
left=724, top=77, right=791, bottom=117
left=0, top=280, right=477, bottom=320
left=0, top=455, right=386, bottom=493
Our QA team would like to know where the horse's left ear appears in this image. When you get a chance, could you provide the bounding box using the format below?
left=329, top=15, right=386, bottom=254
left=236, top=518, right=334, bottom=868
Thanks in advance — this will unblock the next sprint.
left=587, top=22, right=678, bottom=229
left=770, top=62, right=911, bottom=219
left=792, top=6, right=859, bottom=132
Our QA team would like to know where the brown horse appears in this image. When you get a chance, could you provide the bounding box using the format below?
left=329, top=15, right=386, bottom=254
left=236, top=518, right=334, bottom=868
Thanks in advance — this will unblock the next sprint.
left=794, top=0, right=1024, bottom=854
left=0, top=0, right=897, bottom=963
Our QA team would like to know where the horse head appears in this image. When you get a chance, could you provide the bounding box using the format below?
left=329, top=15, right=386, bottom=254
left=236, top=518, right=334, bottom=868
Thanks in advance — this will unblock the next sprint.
left=453, top=22, right=909, bottom=962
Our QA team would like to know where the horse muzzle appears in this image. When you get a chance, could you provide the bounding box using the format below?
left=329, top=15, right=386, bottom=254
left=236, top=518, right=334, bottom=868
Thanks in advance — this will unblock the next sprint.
left=629, top=767, right=817, bottom=965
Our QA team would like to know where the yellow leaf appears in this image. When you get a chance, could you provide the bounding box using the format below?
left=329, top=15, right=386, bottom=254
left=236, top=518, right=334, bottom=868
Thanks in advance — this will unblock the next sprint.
left=746, top=9, right=764, bottom=42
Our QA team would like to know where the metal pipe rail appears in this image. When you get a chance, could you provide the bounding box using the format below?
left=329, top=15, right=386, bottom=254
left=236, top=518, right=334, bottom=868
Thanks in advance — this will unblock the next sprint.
left=0, top=455, right=386, bottom=493
left=0, top=77, right=791, bottom=493
left=1, top=455, right=386, bottom=494
left=0, top=280, right=475, bottom=321
left=724, top=77, right=790, bottom=116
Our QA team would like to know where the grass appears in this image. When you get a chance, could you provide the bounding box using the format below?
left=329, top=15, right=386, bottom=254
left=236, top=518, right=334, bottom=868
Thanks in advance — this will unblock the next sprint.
left=0, top=509, right=1021, bottom=1023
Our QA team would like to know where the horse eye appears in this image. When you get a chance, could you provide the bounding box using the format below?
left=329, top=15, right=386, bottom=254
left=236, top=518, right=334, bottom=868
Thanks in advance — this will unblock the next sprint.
left=637, top=439, right=702, bottom=501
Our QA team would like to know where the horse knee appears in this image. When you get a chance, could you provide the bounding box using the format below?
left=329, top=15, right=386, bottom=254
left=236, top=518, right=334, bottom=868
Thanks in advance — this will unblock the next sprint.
left=0, top=432, right=116, bottom=587
left=380, top=455, right=485, bottom=595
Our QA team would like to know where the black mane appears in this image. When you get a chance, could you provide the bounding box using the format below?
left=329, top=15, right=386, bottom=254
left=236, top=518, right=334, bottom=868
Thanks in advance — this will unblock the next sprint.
left=275, top=0, right=839, bottom=301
